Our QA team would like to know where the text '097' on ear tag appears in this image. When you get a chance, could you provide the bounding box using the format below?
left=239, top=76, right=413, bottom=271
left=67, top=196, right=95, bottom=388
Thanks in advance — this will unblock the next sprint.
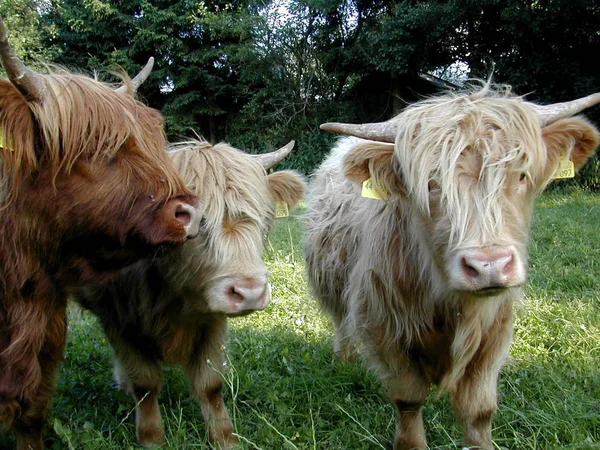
left=274, top=201, right=290, bottom=218
left=361, top=178, right=388, bottom=200
left=554, top=157, right=575, bottom=179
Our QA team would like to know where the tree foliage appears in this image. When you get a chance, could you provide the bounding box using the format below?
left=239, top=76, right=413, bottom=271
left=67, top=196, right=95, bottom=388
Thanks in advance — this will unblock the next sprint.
left=1, top=0, right=599, bottom=180
left=0, top=0, right=52, bottom=67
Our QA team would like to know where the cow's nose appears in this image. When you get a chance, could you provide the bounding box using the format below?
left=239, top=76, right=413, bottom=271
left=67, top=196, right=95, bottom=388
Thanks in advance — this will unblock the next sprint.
left=227, top=277, right=270, bottom=310
left=173, top=200, right=202, bottom=238
left=460, top=248, right=516, bottom=289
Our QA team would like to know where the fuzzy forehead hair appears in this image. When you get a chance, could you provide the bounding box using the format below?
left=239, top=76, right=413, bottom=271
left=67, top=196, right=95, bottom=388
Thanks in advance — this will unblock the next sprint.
left=394, top=85, right=546, bottom=248
left=0, top=70, right=178, bottom=203
left=168, top=140, right=275, bottom=232
left=34, top=73, right=165, bottom=169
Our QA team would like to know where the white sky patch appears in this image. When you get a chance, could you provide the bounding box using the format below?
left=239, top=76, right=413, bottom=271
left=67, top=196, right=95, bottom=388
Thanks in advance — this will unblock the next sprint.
left=430, top=60, right=470, bottom=85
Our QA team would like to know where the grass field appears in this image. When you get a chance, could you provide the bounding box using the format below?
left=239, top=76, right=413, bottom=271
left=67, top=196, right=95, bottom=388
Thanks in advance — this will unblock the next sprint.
left=2, top=188, right=599, bottom=450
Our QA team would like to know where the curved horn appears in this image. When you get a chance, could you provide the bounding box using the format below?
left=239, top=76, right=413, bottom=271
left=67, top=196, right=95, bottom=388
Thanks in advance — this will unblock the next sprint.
left=252, top=141, right=295, bottom=170
left=320, top=122, right=397, bottom=143
left=115, top=57, right=155, bottom=95
left=536, top=92, right=600, bottom=126
left=0, top=16, right=45, bottom=100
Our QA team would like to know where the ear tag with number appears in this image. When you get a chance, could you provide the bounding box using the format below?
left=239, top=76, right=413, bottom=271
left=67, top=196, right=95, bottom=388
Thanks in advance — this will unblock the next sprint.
left=361, top=178, right=388, bottom=200
left=274, top=201, right=290, bottom=218
left=553, top=157, right=575, bottom=179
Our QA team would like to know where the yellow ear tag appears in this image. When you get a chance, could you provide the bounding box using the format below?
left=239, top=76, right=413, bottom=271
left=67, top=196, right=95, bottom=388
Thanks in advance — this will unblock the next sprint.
left=361, top=178, right=387, bottom=200
left=0, top=129, right=13, bottom=151
left=553, top=157, right=575, bottom=179
left=274, top=201, right=290, bottom=218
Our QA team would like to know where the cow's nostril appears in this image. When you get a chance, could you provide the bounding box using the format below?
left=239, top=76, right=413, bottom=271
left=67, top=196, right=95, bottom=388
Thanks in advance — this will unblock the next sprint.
left=174, top=203, right=192, bottom=227
left=461, top=257, right=479, bottom=278
left=228, top=286, right=244, bottom=302
left=459, top=248, right=517, bottom=289
left=502, top=254, right=515, bottom=276
left=227, top=280, right=268, bottom=305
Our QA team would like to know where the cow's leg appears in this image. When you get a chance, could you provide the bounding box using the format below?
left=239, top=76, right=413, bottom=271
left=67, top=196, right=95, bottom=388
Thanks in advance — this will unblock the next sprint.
left=322, top=298, right=356, bottom=361
left=14, top=418, right=44, bottom=450
left=452, top=304, right=513, bottom=449
left=452, top=364, right=497, bottom=449
left=14, top=377, right=56, bottom=450
left=113, top=357, right=164, bottom=447
left=363, top=336, right=430, bottom=450
left=388, top=364, right=430, bottom=450
left=185, top=319, right=237, bottom=450
left=13, top=303, right=68, bottom=450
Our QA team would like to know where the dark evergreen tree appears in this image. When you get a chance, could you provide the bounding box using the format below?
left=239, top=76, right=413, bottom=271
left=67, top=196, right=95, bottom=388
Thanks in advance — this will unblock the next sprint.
left=6, top=0, right=597, bottom=178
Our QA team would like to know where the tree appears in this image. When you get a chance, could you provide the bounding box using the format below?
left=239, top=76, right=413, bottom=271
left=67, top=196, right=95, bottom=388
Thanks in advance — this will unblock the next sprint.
left=0, top=0, right=52, bottom=67
left=42, top=0, right=142, bottom=70
left=41, top=1, right=260, bottom=142
left=11, top=0, right=598, bottom=178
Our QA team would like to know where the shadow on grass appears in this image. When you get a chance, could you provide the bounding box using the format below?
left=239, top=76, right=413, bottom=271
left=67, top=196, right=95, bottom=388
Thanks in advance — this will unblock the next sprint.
left=1, top=314, right=596, bottom=450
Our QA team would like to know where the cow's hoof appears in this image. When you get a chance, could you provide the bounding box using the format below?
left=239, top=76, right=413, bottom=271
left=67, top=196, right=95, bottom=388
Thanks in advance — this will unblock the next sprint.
left=213, top=432, right=239, bottom=450
left=138, top=426, right=166, bottom=447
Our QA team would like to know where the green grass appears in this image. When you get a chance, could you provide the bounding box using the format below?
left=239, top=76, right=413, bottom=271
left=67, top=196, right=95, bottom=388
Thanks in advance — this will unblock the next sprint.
left=2, top=189, right=600, bottom=449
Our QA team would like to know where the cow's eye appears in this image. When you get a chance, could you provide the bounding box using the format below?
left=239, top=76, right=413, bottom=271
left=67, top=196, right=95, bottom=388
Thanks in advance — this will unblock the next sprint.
left=516, top=173, right=530, bottom=192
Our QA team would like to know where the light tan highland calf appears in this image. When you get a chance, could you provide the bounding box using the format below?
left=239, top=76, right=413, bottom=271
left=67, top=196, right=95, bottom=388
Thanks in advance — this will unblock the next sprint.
left=74, top=140, right=305, bottom=449
left=305, top=83, right=600, bottom=449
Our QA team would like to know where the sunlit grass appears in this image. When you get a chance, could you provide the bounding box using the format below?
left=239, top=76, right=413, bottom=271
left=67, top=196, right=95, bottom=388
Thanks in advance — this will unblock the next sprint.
left=1, top=189, right=599, bottom=449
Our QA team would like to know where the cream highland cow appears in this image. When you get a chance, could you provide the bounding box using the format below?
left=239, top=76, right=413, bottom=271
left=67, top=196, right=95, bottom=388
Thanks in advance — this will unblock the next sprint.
left=305, top=84, right=600, bottom=449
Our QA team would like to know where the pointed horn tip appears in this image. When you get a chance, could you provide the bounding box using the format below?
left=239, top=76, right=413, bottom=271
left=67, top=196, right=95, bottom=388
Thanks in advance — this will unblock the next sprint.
left=320, top=123, right=343, bottom=133
left=143, top=56, right=155, bottom=72
left=132, top=57, right=155, bottom=84
left=116, top=57, right=156, bottom=94
left=275, top=140, right=294, bottom=158
left=0, top=16, right=45, bottom=99
left=537, top=92, right=600, bottom=126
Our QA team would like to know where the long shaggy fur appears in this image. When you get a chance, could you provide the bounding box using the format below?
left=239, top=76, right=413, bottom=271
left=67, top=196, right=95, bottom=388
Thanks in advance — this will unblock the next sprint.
left=74, top=139, right=305, bottom=448
left=0, top=64, right=197, bottom=449
left=305, top=84, right=599, bottom=449
left=1, top=71, right=183, bottom=203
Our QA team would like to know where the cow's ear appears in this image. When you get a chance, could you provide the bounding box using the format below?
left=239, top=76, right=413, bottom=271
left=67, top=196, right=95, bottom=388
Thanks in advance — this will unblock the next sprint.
left=343, top=140, right=404, bottom=196
left=267, top=170, right=306, bottom=209
left=542, top=116, right=599, bottom=171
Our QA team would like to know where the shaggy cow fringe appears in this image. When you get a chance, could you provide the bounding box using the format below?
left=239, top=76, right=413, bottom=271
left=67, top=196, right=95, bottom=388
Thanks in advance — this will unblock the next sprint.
left=393, top=88, right=546, bottom=251
left=0, top=70, right=186, bottom=207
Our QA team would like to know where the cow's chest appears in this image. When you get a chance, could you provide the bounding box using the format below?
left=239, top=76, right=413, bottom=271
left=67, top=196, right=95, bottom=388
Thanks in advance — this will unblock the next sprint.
left=158, top=315, right=218, bottom=367
left=409, top=326, right=453, bottom=384
left=157, top=321, right=200, bottom=366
